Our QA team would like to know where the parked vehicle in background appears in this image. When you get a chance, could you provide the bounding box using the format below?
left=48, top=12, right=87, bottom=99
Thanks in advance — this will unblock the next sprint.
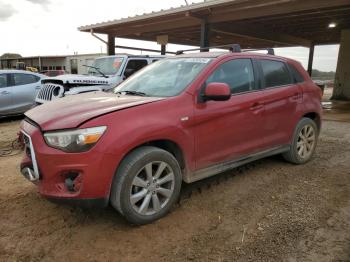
left=0, top=70, right=45, bottom=116
left=35, top=54, right=164, bottom=105
left=25, top=67, right=39, bottom=73
left=20, top=47, right=322, bottom=224
left=41, top=70, right=66, bottom=77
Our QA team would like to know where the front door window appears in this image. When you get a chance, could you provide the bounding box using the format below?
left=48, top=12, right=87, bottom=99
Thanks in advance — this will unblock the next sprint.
left=206, top=59, right=257, bottom=94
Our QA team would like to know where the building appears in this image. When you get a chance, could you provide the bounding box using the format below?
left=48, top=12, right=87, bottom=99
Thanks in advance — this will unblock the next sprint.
left=0, top=53, right=105, bottom=74
left=79, top=0, right=350, bottom=100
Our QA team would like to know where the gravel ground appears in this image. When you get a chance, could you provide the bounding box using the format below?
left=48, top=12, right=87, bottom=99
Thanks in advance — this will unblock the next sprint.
left=0, top=118, right=349, bottom=262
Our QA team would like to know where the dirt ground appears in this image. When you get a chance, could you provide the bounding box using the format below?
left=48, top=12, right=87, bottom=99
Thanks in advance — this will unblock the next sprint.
left=0, top=116, right=350, bottom=262
left=322, top=87, right=350, bottom=122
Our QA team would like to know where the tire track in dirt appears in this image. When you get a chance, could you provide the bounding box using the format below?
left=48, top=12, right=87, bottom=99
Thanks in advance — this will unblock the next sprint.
left=0, top=120, right=349, bottom=261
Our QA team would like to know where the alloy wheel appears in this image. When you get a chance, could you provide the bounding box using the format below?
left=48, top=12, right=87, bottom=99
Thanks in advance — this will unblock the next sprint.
left=130, top=161, right=175, bottom=216
left=297, top=124, right=316, bottom=159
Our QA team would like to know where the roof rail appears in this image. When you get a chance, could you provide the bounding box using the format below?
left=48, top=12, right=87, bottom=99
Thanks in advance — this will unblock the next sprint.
left=176, top=44, right=275, bottom=55
left=242, top=48, right=275, bottom=55
left=176, top=44, right=242, bottom=55
left=230, top=44, right=242, bottom=53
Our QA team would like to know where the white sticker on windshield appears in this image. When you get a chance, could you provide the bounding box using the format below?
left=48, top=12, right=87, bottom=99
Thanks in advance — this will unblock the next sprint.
left=184, top=58, right=211, bottom=64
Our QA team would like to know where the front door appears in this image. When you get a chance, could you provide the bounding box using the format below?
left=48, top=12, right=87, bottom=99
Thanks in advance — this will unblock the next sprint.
left=0, top=73, right=13, bottom=115
left=194, top=58, right=265, bottom=170
left=10, top=73, right=41, bottom=113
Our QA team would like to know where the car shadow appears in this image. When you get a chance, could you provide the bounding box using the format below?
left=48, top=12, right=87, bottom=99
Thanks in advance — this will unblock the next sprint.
left=50, top=156, right=285, bottom=227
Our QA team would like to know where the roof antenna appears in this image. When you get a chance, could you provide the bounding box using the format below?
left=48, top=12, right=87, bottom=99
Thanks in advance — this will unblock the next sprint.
left=184, top=0, right=189, bottom=5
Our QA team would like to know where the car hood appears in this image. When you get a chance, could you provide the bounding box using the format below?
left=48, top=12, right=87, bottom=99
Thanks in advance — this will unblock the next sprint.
left=42, top=74, right=112, bottom=85
left=25, top=92, right=164, bottom=131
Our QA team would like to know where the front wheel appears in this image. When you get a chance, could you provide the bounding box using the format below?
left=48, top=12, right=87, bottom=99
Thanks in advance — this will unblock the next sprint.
left=283, top=117, right=318, bottom=164
left=110, top=146, right=182, bottom=225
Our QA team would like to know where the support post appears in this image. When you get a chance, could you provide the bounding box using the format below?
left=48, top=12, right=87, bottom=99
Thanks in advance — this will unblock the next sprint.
left=38, top=57, right=42, bottom=71
left=200, top=19, right=210, bottom=52
left=40, top=58, right=44, bottom=71
left=307, top=43, right=315, bottom=76
left=107, top=34, right=116, bottom=56
left=332, top=29, right=350, bottom=100
left=161, top=44, right=166, bottom=55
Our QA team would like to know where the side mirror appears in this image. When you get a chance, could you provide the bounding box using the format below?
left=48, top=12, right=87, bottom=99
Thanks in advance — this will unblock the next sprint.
left=203, top=82, right=231, bottom=102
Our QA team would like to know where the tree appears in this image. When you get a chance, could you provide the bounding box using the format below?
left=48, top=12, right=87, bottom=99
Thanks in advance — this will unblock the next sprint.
left=0, top=53, right=22, bottom=59
left=311, top=69, right=335, bottom=79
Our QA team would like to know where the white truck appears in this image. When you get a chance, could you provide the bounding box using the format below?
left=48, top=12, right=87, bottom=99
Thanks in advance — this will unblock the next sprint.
left=35, top=54, right=163, bottom=104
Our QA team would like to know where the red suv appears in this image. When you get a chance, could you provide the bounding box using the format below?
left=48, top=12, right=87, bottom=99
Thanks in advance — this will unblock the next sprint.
left=20, top=49, right=322, bottom=224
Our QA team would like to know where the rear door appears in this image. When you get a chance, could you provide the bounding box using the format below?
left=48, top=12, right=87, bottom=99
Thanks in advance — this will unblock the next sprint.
left=10, top=73, right=41, bottom=113
left=258, top=59, right=302, bottom=147
left=194, top=58, right=266, bottom=170
left=0, top=73, right=13, bottom=115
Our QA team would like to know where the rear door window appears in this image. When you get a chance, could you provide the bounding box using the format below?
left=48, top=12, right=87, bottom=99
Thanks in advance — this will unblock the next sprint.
left=207, top=59, right=256, bottom=94
left=0, top=74, right=8, bottom=88
left=13, top=73, right=39, bottom=86
left=260, top=60, right=293, bottom=88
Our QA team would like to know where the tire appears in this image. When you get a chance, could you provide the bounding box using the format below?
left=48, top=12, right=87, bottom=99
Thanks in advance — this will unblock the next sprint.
left=283, top=117, right=318, bottom=164
left=110, top=146, right=182, bottom=225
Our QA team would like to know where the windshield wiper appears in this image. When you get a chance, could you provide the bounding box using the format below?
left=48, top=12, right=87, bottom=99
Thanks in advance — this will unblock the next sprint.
left=83, top=65, right=108, bottom=78
left=115, top=90, right=148, bottom=97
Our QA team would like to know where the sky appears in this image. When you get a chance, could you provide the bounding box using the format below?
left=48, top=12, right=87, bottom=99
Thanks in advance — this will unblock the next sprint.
left=0, top=0, right=340, bottom=72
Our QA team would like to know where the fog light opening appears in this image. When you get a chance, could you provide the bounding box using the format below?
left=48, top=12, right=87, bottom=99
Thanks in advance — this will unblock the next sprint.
left=64, top=172, right=82, bottom=193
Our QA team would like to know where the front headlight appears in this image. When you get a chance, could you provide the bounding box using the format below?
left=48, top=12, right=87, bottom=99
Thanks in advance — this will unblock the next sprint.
left=44, top=126, right=107, bottom=153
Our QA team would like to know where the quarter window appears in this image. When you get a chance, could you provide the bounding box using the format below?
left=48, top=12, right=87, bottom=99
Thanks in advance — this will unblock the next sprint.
left=13, top=73, right=39, bottom=86
left=288, top=64, right=305, bottom=83
left=207, top=59, right=256, bottom=94
left=260, top=60, right=293, bottom=88
left=0, top=74, right=8, bottom=88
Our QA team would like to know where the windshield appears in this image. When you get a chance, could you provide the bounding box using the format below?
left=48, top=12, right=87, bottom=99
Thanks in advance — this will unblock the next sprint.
left=88, top=57, right=124, bottom=76
left=114, top=58, right=212, bottom=97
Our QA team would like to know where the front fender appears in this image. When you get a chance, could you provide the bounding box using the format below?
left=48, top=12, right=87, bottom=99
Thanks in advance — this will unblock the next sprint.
left=104, top=123, right=193, bottom=169
left=81, top=94, right=196, bottom=187
left=103, top=125, right=193, bottom=194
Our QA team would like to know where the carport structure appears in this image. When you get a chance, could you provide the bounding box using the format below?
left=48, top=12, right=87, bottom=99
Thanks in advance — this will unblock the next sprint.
left=79, top=0, right=350, bottom=100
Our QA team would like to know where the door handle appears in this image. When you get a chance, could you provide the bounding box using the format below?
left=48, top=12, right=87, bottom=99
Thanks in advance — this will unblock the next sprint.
left=0, top=90, right=10, bottom=95
left=250, top=102, right=264, bottom=111
left=291, top=93, right=302, bottom=101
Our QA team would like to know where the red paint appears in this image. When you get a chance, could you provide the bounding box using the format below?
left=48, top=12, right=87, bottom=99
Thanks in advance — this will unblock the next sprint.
left=20, top=52, right=322, bottom=201
left=204, top=82, right=231, bottom=98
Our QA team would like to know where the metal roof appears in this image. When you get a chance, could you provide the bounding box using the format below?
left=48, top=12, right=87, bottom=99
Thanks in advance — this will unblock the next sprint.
left=79, top=0, right=238, bottom=31
left=79, top=0, right=350, bottom=48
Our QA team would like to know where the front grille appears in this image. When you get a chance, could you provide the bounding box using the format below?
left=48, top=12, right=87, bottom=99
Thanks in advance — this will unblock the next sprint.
left=21, top=131, right=40, bottom=181
left=36, top=83, right=64, bottom=103
left=23, top=134, right=31, bottom=158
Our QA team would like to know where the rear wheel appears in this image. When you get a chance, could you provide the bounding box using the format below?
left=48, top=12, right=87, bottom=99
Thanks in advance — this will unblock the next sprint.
left=283, top=117, right=318, bottom=164
left=110, top=146, right=182, bottom=225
